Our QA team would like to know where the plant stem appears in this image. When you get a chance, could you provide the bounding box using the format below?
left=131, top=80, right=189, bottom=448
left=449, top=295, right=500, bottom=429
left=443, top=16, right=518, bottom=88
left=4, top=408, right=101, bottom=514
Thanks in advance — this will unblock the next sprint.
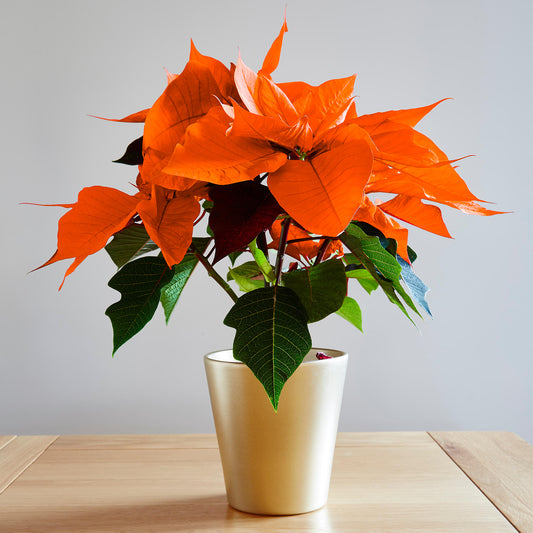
left=191, top=243, right=239, bottom=303
left=274, top=217, right=292, bottom=286
left=314, top=238, right=332, bottom=266
left=286, top=236, right=327, bottom=244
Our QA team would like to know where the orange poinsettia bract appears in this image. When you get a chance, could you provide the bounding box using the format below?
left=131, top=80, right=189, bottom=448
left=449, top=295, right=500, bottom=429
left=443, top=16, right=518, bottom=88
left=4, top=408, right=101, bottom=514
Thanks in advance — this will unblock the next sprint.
left=165, top=55, right=374, bottom=238
left=37, top=16, right=501, bottom=289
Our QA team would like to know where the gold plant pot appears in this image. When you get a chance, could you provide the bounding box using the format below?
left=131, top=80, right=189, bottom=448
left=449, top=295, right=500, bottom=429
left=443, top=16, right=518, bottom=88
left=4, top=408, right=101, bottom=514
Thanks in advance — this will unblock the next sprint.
left=204, top=348, right=348, bottom=515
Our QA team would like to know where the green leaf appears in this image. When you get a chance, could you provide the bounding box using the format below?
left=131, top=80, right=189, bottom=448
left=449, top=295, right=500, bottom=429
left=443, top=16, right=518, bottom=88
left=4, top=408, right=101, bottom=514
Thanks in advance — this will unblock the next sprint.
left=160, top=255, right=198, bottom=323
left=344, top=262, right=379, bottom=294
left=248, top=239, right=276, bottom=283
left=161, top=237, right=210, bottom=322
left=224, top=286, right=312, bottom=410
left=202, top=200, right=214, bottom=212
left=282, top=259, right=347, bottom=322
left=105, top=224, right=159, bottom=269
left=340, top=224, right=415, bottom=322
left=343, top=224, right=401, bottom=281
left=336, top=296, right=363, bottom=332
left=227, top=261, right=265, bottom=292
left=106, top=256, right=174, bottom=353
left=228, top=250, right=244, bottom=265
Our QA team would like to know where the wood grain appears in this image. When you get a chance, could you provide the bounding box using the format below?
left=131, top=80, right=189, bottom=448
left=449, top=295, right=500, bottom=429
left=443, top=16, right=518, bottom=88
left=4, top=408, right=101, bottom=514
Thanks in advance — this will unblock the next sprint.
left=0, top=432, right=517, bottom=532
left=431, top=431, right=533, bottom=533
left=0, top=435, right=58, bottom=494
left=52, top=433, right=219, bottom=450
left=0, top=436, right=16, bottom=451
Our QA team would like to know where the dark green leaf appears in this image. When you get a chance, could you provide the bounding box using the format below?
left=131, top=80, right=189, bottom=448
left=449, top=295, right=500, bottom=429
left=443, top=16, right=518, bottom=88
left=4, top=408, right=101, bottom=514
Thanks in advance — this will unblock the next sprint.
left=161, top=237, right=213, bottom=322
left=336, top=296, right=363, bottom=332
left=227, top=261, right=264, bottom=292
left=228, top=250, right=244, bottom=265
left=160, top=255, right=198, bottom=323
left=343, top=224, right=401, bottom=281
left=282, top=259, right=347, bottom=322
left=224, top=286, right=312, bottom=410
left=105, top=224, right=159, bottom=268
left=202, top=200, right=214, bottom=212
left=106, top=256, right=173, bottom=353
left=113, top=136, right=143, bottom=165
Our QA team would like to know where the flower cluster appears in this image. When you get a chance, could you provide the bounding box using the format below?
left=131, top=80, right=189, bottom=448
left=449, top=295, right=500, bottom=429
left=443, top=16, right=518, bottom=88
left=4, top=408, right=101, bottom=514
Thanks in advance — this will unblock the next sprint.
left=35, top=19, right=500, bottom=408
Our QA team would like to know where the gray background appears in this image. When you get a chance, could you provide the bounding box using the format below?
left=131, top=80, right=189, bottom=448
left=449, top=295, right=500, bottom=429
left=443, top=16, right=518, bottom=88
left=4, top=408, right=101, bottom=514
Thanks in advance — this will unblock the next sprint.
left=1, top=0, right=531, bottom=442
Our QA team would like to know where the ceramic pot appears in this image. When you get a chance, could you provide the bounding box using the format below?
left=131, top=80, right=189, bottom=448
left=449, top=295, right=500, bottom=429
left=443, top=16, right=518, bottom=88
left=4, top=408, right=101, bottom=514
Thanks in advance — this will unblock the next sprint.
left=204, top=348, right=348, bottom=515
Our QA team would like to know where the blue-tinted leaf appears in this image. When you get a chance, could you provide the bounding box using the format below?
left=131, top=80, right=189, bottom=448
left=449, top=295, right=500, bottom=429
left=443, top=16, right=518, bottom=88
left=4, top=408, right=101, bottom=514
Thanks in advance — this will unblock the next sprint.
left=397, top=256, right=432, bottom=316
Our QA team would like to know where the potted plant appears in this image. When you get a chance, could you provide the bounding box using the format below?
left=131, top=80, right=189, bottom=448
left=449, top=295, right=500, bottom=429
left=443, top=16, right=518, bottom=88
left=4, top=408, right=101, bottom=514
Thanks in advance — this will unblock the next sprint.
left=31, top=18, right=501, bottom=515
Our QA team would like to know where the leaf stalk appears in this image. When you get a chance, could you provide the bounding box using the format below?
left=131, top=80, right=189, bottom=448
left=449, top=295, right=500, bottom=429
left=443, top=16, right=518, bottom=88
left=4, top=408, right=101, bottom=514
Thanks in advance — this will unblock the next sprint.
left=191, top=243, right=239, bottom=303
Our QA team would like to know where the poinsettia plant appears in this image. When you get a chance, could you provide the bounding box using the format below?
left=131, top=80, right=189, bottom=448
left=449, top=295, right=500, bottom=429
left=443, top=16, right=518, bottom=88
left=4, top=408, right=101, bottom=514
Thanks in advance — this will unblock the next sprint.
left=33, top=19, right=501, bottom=409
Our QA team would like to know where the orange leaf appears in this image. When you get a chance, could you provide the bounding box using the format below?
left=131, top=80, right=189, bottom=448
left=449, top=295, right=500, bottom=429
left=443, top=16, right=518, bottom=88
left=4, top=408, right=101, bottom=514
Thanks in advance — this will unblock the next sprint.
left=367, top=159, right=481, bottom=203
left=189, top=41, right=239, bottom=100
left=366, top=122, right=441, bottom=167
left=355, top=99, right=449, bottom=131
left=234, top=55, right=262, bottom=115
left=35, top=186, right=140, bottom=288
left=436, top=199, right=506, bottom=216
left=268, top=139, right=373, bottom=236
left=377, top=195, right=452, bottom=238
left=280, top=76, right=356, bottom=136
left=259, top=14, right=288, bottom=76
left=137, top=186, right=200, bottom=267
left=354, top=196, right=410, bottom=260
left=141, top=148, right=197, bottom=192
left=165, top=107, right=287, bottom=184
left=229, top=100, right=313, bottom=152
left=90, top=109, right=149, bottom=123
left=141, top=60, right=222, bottom=185
left=254, top=74, right=300, bottom=125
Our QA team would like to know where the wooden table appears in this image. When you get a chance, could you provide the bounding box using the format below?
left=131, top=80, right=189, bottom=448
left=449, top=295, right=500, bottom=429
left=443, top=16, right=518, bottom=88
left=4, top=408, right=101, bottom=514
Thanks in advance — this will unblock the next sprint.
left=1, top=432, right=532, bottom=532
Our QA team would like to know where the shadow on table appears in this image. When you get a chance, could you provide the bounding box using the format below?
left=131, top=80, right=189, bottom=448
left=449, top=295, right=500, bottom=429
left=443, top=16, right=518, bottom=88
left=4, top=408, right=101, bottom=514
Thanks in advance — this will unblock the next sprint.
left=2, top=493, right=331, bottom=532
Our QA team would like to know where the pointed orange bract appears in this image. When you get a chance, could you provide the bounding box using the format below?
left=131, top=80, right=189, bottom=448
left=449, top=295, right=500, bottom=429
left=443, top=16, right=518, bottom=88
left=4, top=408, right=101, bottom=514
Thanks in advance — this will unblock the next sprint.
left=141, top=61, right=222, bottom=188
left=36, top=186, right=141, bottom=288
left=364, top=121, right=441, bottom=167
left=259, top=14, right=288, bottom=77
left=377, top=195, right=451, bottom=239
left=137, top=185, right=200, bottom=267
left=354, top=196, right=410, bottom=260
left=268, top=139, right=373, bottom=236
left=189, top=40, right=239, bottom=101
left=165, top=107, right=287, bottom=184
left=90, top=109, right=150, bottom=123
left=229, top=100, right=312, bottom=152
left=280, top=76, right=356, bottom=136
left=367, top=159, right=480, bottom=203
left=355, top=100, right=449, bottom=131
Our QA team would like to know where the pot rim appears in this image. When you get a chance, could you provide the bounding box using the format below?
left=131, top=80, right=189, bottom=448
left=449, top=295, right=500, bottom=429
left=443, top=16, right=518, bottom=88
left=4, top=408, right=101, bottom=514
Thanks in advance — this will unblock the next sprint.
left=204, top=347, right=348, bottom=365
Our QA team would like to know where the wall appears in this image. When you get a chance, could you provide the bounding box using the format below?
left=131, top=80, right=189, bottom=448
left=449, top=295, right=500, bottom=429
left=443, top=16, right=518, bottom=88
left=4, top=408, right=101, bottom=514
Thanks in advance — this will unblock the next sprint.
left=1, top=0, right=531, bottom=442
